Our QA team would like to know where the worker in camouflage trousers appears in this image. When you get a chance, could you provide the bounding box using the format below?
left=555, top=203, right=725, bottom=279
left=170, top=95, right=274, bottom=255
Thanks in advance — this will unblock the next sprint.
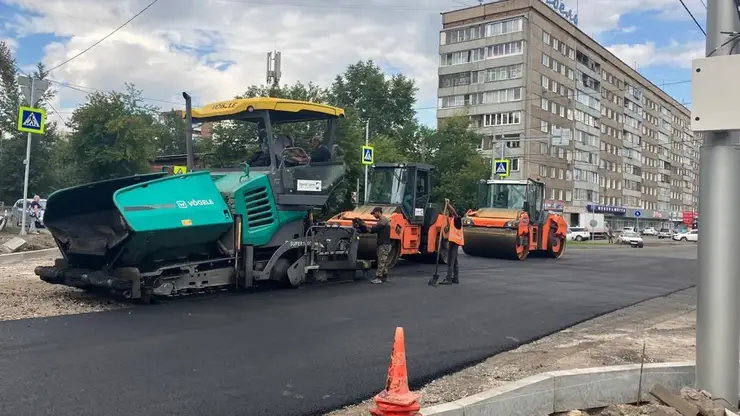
left=360, top=206, right=392, bottom=284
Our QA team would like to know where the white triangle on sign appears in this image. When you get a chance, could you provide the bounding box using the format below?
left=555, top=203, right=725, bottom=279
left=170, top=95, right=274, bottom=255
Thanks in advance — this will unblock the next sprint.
left=363, top=149, right=372, bottom=161
left=496, top=163, right=507, bottom=174
left=23, top=112, right=40, bottom=128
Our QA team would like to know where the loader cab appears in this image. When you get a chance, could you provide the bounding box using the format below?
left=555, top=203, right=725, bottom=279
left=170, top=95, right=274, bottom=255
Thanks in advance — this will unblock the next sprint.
left=366, top=163, right=434, bottom=223
left=478, top=179, right=546, bottom=223
left=185, top=97, right=346, bottom=210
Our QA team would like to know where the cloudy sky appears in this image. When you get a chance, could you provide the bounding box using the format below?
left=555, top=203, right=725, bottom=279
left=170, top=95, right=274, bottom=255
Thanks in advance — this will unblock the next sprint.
left=0, top=0, right=706, bottom=128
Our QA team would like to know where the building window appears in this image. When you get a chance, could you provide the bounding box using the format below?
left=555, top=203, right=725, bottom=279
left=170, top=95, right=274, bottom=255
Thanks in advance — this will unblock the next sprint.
left=542, top=53, right=550, bottom=66
left=541, top=120, right=549, bottom=133
left=487, top=41, right=524, bottom=58
left=511, top=158, right=521, bottom=171
left=483, top=111, right=521, bottom=126
left=543, top=31, right=551, bottom=45
left=541, top=75, right=549, bottom=89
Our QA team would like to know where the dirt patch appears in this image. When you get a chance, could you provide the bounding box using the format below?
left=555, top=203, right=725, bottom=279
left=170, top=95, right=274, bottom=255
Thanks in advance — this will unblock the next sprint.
left=0, top=252, right=127, bottom=321
left=325, top=289, right=697, bottom=416
left=0, top=229, right=56, bottom=251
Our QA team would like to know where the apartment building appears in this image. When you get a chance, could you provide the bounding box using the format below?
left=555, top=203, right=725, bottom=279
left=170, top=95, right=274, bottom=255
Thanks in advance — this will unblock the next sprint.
left=437, top=0, right=700, bottom=228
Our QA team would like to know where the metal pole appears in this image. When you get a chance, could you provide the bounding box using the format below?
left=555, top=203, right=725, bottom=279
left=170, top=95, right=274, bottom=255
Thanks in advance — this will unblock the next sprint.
left=182, top=92, right=194, bottom=171
left=20, top=76, right=35, bottom=236
left=364, top=119, right=370, bottom=204
left=695, top=0, right=740, bottom=404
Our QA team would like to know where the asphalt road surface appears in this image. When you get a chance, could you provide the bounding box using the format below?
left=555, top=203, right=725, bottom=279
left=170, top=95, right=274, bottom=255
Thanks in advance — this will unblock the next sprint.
left=0, top=245, right=697, bottom=416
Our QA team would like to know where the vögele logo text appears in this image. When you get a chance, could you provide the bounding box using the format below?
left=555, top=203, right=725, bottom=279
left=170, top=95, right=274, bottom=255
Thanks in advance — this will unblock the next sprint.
left=187, top=199, right=215, bottom=207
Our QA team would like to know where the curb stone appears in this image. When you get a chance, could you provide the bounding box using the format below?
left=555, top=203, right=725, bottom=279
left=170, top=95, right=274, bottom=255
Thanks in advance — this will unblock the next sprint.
left=0, top=248, right=59, bottom=265
left=420, top=361, right=698, bottom=416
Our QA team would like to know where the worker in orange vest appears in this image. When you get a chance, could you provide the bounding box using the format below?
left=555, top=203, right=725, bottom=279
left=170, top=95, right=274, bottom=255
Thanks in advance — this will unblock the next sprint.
left=440, top=202, right=464, bottom=285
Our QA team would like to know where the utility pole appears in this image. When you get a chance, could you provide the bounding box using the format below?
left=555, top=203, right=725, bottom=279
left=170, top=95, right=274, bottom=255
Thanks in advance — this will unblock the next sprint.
left=17, top=74, right=49, bottom=235
left=364, top=119, right=370, bottom=203
left=694, top=0, right=740, bottom=404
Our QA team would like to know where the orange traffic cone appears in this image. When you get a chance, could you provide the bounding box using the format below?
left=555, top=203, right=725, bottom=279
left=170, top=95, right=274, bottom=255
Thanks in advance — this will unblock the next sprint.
left=370, top=327, right=422, bottom=416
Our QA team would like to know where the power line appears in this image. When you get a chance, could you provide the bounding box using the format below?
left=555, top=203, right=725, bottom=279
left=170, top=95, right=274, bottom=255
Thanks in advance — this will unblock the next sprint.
left=46, top=0, right=162, bottom=73
left=677, top=0, right=707, bottom=35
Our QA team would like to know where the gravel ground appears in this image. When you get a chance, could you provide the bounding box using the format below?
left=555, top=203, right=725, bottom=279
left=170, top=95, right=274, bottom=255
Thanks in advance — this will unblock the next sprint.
left=324, top=288, right=697, bottom=416
left=0, top=252, right=127, bottom=321
left=0, top=229, right=57, bottom=251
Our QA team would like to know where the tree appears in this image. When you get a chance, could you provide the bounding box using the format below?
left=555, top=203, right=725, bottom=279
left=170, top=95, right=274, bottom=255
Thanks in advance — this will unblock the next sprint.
left=0, top=52, right=63, bottom=202
left=422, top=115, right=490, bottom=210
left=155, top=109, right=187, bottom=155
left=330, top=60, right=418, bottom=141
left=65, top=84, right=159, bottom=183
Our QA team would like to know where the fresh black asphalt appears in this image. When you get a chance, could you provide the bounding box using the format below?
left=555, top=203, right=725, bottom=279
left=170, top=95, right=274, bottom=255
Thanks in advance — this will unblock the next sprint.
left=0, top=245, right=697, bottom=416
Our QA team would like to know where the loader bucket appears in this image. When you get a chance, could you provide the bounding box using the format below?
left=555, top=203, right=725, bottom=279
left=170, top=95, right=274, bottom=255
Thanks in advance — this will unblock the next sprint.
left=45, top=171, right=234, bottom=271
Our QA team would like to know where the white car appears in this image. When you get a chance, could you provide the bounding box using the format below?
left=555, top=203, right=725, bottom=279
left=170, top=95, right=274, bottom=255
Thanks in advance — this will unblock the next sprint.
left=641, top=227, right=657, bottom=236
left=617, top=231, right=644, bottom=247
left=673, top=229, right=698, bottom=242
left=657, top=229, right=672, bottom=239
left=567, top=226, right=591, bottom=241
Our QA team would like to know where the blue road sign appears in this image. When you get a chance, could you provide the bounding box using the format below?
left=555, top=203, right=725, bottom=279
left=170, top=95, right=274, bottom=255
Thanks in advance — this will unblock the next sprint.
left=17, top=106, right=46, bottom=134
left=362, top=145, right=374, bottom=165
left=494, top=159, right=510, bottom=177
left=634, top=210, right=641, bottom=218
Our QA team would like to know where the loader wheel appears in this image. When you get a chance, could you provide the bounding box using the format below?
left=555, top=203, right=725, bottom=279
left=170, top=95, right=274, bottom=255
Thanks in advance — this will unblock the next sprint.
left=546, top=228, right=566, bottom=259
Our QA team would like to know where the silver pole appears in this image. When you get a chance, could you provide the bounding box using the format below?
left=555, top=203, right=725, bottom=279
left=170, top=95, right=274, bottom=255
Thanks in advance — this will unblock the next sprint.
left=363, top=119, right=369, bottom=204
left=20, top=76, right=35, bottom=236
left=695, top=0, right=740, bottom=403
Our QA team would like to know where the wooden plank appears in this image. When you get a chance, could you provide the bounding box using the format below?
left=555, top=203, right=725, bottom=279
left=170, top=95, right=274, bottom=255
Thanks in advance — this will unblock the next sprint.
left=650, top=384, right=701, bottom=416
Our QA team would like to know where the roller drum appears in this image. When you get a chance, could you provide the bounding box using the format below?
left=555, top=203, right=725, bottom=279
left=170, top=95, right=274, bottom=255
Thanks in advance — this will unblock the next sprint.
left=462, top=227, right=525, bottom=260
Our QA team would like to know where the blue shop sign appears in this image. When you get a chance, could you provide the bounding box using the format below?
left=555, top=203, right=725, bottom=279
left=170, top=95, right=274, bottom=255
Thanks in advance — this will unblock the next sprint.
left=544, top=0, right=579, bottom=26
left=586, top=204, right=627, bottom=215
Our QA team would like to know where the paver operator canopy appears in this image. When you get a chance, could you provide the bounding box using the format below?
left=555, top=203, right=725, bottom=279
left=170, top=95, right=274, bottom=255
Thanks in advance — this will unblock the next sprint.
left=462, top=178, right=568, bottom=261
left=35, top=94, right=372, bottom=302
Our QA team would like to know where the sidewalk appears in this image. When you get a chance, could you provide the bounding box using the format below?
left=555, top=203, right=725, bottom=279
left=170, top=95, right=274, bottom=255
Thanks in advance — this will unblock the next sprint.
left=325, top=288, right=697, bottom=416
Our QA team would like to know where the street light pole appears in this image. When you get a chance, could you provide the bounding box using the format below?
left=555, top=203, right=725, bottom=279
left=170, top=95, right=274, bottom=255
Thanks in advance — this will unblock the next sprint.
left=20, top=76, right=36, bottom=235
left=695, top=0, right=740, bottom=404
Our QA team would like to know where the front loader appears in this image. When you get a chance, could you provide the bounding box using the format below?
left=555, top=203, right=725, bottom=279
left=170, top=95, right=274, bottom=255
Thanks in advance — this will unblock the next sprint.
left=326, top=163, right=451, bottom=271
left=462, top=178, right=568, bottom=260
left=34, top=94, right=371, bottom=302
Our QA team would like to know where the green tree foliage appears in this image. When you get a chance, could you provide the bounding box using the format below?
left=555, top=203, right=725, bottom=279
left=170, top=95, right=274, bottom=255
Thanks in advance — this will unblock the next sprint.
left=0, top=47, right=63, bottom=202
left=155, top=110, right=187, bottom=155
left=64, top=84, right=159, bottom=183
left=422, top=115, right=490, bottom=211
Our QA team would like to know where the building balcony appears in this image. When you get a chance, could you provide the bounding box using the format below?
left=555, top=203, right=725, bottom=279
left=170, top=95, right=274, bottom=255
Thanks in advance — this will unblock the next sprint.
left=623, top=188, right=641, bottom=198
left=622, top=172, right=641, bottom=182
left=573, top=181, right=600, bottom=192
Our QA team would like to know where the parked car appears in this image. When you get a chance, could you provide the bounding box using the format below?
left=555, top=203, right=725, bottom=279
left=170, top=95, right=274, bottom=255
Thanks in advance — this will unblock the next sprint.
left=9, top=198, right=47, bottom=229
left=657, top=228, right=672, bottom=239
left=622, top=227, right=636, bottom=233
left=617, top=231, right=644, bottom=248
left=567, top=226, right=591, bottom=241
left=641, top=227, right=657, bottom=236
left=673, top=229, right=698, bottom=242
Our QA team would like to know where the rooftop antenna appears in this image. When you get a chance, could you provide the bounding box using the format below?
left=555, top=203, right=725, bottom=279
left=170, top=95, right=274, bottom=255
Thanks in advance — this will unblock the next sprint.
left=266, top=50, right=282, bottom=96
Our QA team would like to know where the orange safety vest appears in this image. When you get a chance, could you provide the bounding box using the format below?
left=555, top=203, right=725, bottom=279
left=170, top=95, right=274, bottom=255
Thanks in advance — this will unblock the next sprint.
left=447, top=218, right=465, bottom=246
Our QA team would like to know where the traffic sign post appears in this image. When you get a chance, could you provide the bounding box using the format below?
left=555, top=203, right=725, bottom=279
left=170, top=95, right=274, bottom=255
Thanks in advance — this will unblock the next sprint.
left=16, top=75, right=49, bottom=235
left=362, top=145, right=374, bottom=165
left=634, top=210, right=641, bottom=231
left=494, top=159, right=509, bottom=178
left=363, top=120, right=371, bottom=203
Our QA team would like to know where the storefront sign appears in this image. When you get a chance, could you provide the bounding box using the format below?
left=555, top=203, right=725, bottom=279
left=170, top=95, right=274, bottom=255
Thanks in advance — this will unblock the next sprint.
left=586, top=204, right=627, bottom=215
left=682, top=211, right=695, bottom=226
left=544, top=0, right=579, bottom=26
left=544, top=200, right=565, bottom=212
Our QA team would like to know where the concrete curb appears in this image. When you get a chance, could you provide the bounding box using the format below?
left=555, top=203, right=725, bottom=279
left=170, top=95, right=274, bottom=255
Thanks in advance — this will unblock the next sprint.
left=0, top=248, right=59, bottom=265
left=421, top=361, right=697, bottom=415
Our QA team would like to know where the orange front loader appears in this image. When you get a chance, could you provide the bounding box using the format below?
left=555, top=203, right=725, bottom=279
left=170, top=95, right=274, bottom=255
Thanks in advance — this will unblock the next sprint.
left=462, top=178, right=568, bottom=260
left=326, top=163, right=451, bottom=270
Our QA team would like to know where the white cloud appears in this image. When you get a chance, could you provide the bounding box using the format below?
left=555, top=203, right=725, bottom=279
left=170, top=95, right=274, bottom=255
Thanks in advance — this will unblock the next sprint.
left=607, top=40, right=704, bottom=69
left=622, top=25, right=637, bottom=34
left=0, top=0, right=709, bottom=126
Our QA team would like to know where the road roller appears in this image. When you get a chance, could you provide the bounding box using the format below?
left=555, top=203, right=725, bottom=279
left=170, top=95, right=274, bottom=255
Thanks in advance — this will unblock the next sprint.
left=326, top=163, right=451, bottom=270
left=462, top=178, right=567, bottom=260
left=33, top=94, right=372, bottom=302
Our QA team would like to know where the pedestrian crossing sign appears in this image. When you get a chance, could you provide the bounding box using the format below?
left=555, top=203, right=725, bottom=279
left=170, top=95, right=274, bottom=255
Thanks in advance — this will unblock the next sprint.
left=362, top=145, right=374, bottom=165
left=172, top=165, right=187, bottom=174
left=17, top=106, right=46, bottom=134
left=494, top=159, right=509, bottom=177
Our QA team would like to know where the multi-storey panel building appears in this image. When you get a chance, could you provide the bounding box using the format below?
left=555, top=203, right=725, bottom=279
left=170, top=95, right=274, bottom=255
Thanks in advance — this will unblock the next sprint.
left=437, top=0, right=699, bottom=228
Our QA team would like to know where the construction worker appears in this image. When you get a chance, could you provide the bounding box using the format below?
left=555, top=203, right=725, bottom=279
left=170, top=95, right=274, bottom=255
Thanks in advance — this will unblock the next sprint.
left=439, top=202, right=463, bottom=285
left=359, top=207, right=392, bottom=284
